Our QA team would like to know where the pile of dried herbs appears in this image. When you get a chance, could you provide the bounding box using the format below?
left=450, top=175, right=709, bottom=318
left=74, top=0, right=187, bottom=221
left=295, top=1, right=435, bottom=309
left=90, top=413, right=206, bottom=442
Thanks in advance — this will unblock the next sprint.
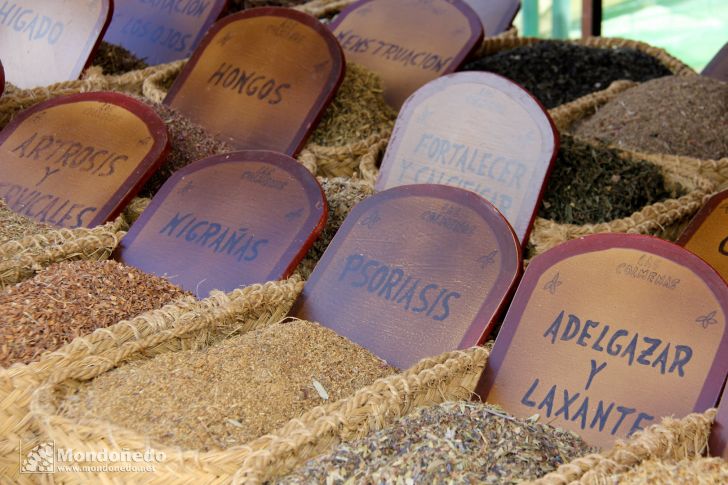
left=297, top=177, right=373, bottom=278
left=0, top=200, right=53, bottom=246
left=309, top=63, right=395, bottom=147
left=139, top=99, right=233, bottom=196
left=0, top=260, right=189, bottom=367
left=279, top=401, right=596, bottom=484
left=538, top=135, right=677, bottom=225
left=91, top=42, right=149, bottom=75
left=63, top=320, right=396, bottom=451
left=574, top=75, right=728, bottom=159
left=463, top=42, right=672, bottom=108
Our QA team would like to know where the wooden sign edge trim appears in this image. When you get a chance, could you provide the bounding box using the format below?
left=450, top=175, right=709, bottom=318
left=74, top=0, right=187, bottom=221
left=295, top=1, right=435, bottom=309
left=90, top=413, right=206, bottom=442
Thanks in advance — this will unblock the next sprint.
left=163, top=7, right=345, bottom=157
left=293, top=183, right=523, bottom=348
left=376, top=70, right=560, bottom=246
left=702, top=41, right=728, bottom=78
left=677, top=189, right=728, bottom=246
left=329, top=0, right=484, bottom=74
left=0, top=91, right=170, bottom=227
left=0, top=59, right=4, bottom=98
left=77, top=0, right=115, bottom=78
left=117, top=150, right=328, bottom=284
left=477, top=233, right=728, bottom=412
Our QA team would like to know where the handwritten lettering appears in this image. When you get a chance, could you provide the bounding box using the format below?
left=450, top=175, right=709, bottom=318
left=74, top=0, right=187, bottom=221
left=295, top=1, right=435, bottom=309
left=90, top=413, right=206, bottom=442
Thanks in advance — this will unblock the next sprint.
left=136, top=0, right=211, bottom=18
left=207, top=62, right=290, bottom=105
left=520, top=378, right=655, bottom=437
left=119, top=17, right=191, bottom=53
left=338, top=253, right=461, bottom=322
left=420, top=204, right=474, bottom=235
left=11, top=131, right=128, bottom=177
left=159, top=212, right=269, bottom=263
left=543, top=310, right=693, bottom=377
left=616, top=262, right=680, bottom=290
left=0, top=182, right=97, bottom=228
left=336, top=30, right=452, bottom=73
left=720, top=235, right=728, bottom=256
left=240, top=167, right=288, bottom=190
left=0, top=2, right=64, bottom=44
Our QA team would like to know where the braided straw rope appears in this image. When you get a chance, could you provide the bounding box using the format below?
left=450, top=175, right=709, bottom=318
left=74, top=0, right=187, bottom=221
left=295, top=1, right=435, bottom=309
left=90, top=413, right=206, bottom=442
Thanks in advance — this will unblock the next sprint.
left=0, top=216, right=127, bottom=288
left=24, top=277, right=487, bottom=484
left=1, top=277, right=301, bottom=483
left=550, top=80, right=728, bottom=192
left=531, top=409, right=717, bottom=484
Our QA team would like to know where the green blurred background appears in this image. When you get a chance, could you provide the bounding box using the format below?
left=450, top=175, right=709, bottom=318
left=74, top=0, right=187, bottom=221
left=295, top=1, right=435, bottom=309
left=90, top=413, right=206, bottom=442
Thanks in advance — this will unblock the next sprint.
left=515, top=0, right=727, bottom=70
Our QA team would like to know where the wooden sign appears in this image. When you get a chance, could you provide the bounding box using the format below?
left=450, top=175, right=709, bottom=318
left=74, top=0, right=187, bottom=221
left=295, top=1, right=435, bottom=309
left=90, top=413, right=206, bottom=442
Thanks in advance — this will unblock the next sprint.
left=165, top=8, right=344, bottom=154
left=678, top=190, right=728, bottom=282
left=0, top=92, right=169, bottom=229
left=291, top=184, right=521, bottom=370
left=103, top=0, right=228, bottom=66
left=376, top=72, right=558, bottom=244
left=116, top=151, right=326, bottom=297
left=702, top=42, right=728, bottom=82
left=0, top=0, right=112, bottom=89
left=464, top=0, right=520, bottom=36
left=330, top=0, right=483, bottom=108
left=709, top=382, right=728, bottom=459
left=477, top=234, right=728, bottom=448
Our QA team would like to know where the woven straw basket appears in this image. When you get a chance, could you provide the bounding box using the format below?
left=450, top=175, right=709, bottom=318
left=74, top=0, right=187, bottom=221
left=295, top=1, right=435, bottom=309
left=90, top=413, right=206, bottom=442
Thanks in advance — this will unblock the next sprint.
left=550, top=79, right=728, bottom=192
left=19, top=277, right=485, bottom=484
left=471, top=35, right=696, bottom=76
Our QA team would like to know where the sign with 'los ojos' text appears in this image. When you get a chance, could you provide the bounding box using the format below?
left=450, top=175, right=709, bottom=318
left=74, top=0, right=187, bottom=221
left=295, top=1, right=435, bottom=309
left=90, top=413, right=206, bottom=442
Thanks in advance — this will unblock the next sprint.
left=0, top=0, right=112, bottom=88
left=116, top=151, right=327, bottom=297
left=104, top=0, right=228, bottom=66
left=292, top=184, right=521, bottom=370
left=0, top=92, right=169, bottom=228
left=478, top=234, right=728, bottom=448
left=678, top=189, right=728, bottom=283
left=377, top=72, right=558, bottom=244
left=330, top=0, right=483, bottom=108
left=165, top=8, right=344, bottom=155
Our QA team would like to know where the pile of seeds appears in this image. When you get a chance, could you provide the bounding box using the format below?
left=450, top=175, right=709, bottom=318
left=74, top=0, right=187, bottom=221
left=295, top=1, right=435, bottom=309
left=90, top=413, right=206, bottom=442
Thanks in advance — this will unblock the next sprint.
left=279, top=401, right=596, bottom=484
left=297, top=177, right=374, bottom=278
left=463, top=42, right=672, bottom=108
left=0, top=260, right=189, bottom=367
left=538, top=135, right=676, bottom=225
left=574, top=75, right=728, bottom=159
left=91, top=42, right=149, bottom=75
left=309, top=63, right=396, bottom=147
left=0, top=200, right=53, bottom=246
left=611, top=458, right=728, bottom=483
left=63, top=320, right=396, bottom=451
left=139, top=100, right=233, bottom=196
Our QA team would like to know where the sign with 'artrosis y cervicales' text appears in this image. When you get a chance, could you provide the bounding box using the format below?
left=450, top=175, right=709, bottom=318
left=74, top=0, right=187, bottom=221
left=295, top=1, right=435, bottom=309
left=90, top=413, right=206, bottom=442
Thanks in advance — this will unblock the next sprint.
left=478, top=234, right=728, bottom=448
left=0, top=92, right=169, bottom=228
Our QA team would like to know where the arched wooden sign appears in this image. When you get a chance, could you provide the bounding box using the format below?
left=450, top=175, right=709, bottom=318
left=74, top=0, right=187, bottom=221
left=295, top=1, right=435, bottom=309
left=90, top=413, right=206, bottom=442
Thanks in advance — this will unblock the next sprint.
left=710, top=383, right=728, bottom=459
left=376, top=72, right=558, bottom=244
left=116, top=151, right=327, bottom=297
left=103, top=0, right=228, bottom=66
left=702, top=42, right=728, bottom=82
left=291, top=184, right=521, bottom=370
left=0, top=0, right=112, bottom=88
left=165, top=8, right=344, bottom=154
left=477, top=234, right=728, bottom=448
left=0, top=92, right=169, bottom=228
left=464, top=0, right=520, bottom=36
left=330, top=0, right=483, bottom=109
left=678, top=190, right=728, bottom=282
